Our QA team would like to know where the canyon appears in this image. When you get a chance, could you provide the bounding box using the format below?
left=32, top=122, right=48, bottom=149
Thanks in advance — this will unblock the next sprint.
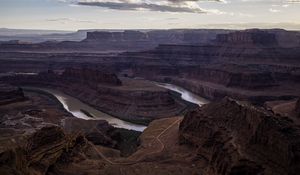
left=1, top=29, right=299, bottom=105
left=1, top=96, right=299, bottom=175
left=0, top=28, right=300, bottom=175
left=1, top=68, right=191, bottom=125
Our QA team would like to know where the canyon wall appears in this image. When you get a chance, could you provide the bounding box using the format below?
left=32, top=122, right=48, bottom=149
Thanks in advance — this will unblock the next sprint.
left=1, top=68, right=189, bottom=123
left=179, top=98, right=300, bottom=175
left=216, top=29, right=278, bottom=45
left=62, top=67, right=122, bottom=86
left=86, top=30, right=148, bottom=41
left=0, top=29, right=299, bottom=104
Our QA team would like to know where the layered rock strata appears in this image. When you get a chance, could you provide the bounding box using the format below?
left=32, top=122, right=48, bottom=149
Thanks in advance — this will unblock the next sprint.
left=0, top=126, right=87, bottom=175
left=2, top=68, right=189, bottom=123
left=179, top=98, right=300, bottom=175
left=0, top=29, right=300, bottom=105
left=216, top=29, right=278, bottom=45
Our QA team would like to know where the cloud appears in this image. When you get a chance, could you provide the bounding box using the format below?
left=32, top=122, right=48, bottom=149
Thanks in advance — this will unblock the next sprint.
left=46, top=18, right=99, bottom=24
left=286, top=0, right=300, bottom=3
left=71, top=0, right=225, bottom=13
left=77, top=1, right=206, bottom=13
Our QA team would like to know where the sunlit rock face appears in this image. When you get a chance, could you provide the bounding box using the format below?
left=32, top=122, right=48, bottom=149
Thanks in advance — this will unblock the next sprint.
left=179, top=98, right=300, bottom=175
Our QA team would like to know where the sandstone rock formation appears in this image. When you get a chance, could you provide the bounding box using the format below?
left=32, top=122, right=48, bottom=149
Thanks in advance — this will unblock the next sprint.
left=0, top=89, right=144, bottom=174
left=63, top=118, right=116, bottom=146
left=85, top=30, right=147, bottom=41
left=62, top=67, right=122, bottom=86
left=1, top=68, right=189, bottom=124
left=0, top=29, right=300, bottom=106
left=0, top=29, right=232, bottom=52
left=179, top=98, right=300, bottom=175
left=0, top=117, right=196, bottom=175
left=0, top=126, right=87, bottom=175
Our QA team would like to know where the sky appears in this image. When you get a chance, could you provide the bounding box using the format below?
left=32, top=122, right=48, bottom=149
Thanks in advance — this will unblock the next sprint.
left=0, top=0, right=300, bottom=31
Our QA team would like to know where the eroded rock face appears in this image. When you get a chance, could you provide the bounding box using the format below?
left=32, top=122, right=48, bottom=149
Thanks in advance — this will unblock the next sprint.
left=62, top=67, right=122, bottom=86
left=2, top=68, right=189, bottom=123
left=0, top=126, right=86, bottom=175
left=0, top=84, right=25, bottom=105
left=86, top=30, right=147, bottom=41
left=63, top=118, right=117, bottom=147
left=179, top=98, right=300, bottom=175
left=216, top=29, right=278, bottom=45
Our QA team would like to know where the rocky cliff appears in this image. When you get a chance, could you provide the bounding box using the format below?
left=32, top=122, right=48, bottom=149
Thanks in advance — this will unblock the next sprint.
left=179, top=98, right=300, bottom=175
left=0, top=126, right=87, bottom=175
left=1, top=29, right=300, bottom=105
left=2, top=68, right=189, bottom=123
left=62, top=67, right=122, bottom=86
left=86, top=30, right=148, bottom=41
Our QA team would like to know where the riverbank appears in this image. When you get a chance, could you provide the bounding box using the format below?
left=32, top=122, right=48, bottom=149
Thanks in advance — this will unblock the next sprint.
left=23, top=87, right=147, bottom=131
left=21, top=80, right=208, bottom=129
left=23, top=88, right=68, bottom=113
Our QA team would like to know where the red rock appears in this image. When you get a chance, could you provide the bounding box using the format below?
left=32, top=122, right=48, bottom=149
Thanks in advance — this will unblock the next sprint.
left=179, top=97, right=300, bottom=175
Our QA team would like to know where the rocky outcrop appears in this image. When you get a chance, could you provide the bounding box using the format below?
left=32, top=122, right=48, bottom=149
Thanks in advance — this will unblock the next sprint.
left=216, top=29, right=278, bottom=45
left=63, top=118, right=117, bottom=147
left=179, top=98, right=300, bottom=175
left=0, top=84, right=26, bottom=105
left=0, top=126, right=86, bottom=175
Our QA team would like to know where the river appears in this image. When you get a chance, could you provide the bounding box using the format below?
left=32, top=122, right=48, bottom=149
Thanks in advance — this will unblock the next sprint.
left=156, top=83, right=209, bottom=106
left=25, top=83, right=208, bottom=132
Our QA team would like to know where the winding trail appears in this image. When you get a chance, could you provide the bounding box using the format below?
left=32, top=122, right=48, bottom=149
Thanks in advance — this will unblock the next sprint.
left=89, top=117, right=182, bottom=165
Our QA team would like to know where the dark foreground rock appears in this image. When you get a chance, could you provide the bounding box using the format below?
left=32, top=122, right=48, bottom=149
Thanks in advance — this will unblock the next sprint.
left=0, top=84, right=26, bottom=105
left=179, top=98, right=300, bottom=175
left=296, top=98, right=300, bottom=118
left=0, top=126, right=85, bottom=175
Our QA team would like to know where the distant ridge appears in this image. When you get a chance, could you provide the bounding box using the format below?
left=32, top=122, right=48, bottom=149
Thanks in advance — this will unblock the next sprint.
left=0, top=28, right=73, bottom=36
